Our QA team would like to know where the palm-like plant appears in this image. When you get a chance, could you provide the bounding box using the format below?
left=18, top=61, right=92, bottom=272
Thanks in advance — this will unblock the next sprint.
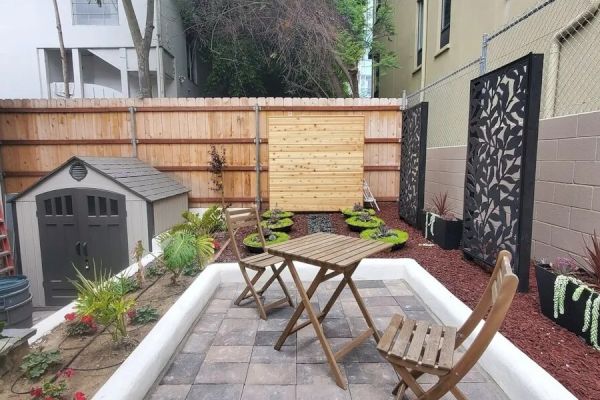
left=161, top=231, right=200, bottom=284
left=170, top=207, right=225, bottom=236
left=72, top=267, right=135, bottom=343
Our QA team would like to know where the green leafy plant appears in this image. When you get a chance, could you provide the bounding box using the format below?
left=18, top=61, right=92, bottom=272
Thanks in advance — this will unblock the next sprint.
left=243, top=230, right=289, bottom=250
left=360, top=226, right=409, bottom=250
left=114, top=275, right=140, bottom=296
left=72, top=268, right=135, bottom=343
left=209, top=145, right=227, bottom=208
left=261, top=209, right=294, bottom=219
left=345, top=214, right=384, bottom=231
left=171, top=207, right=226, bottom=236
left=128, top=306, right=159, bottom=325
left=29, top=368, right=84, bottom=399
left=341, top=206, right=376, bottom=218
left=261, top=217, right=294, bottom=232
left=161, top=231, right=199, bottom=285
left=145, top=263, right=165, bottom=278
left=64, top=312, right=97, bottom=336
left=20, top=349, right=61, bottom=379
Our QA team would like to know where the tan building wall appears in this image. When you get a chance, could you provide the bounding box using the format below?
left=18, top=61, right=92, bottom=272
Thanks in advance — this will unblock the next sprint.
left=379, top=0, right=539, bottom=98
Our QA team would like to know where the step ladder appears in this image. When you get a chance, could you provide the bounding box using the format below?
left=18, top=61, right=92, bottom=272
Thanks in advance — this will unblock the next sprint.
left=363, top=180, right=380, bottom=212
left=0, top=199, right=15, bottom=275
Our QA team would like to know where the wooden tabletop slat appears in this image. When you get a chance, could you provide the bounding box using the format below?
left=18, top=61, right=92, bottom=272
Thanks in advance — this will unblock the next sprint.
left=377, top=314, right=403, bottom=353
left=278, top=234, right=349, bottom=258
left=437, top=327, right=456, bottom=371
left=421, top=325, right=443, bottom=368
left=268, top=232, right=328, bottom=252
left=390, top=319, right=415, bottom=359
left=299, top=236, right=366, bottom=260
left=323, top=239, right=387, bottom=264
left=405, top=320, right=430, bottom=363
left=334, top=242, right=392, bottom=267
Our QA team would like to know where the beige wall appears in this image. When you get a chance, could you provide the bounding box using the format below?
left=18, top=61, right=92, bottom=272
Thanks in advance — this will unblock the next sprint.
left=153, top=194, right=188, bottom=237
left=379, top=0, right=539, bottom=97
left=422, top=109, right=600, bottom=265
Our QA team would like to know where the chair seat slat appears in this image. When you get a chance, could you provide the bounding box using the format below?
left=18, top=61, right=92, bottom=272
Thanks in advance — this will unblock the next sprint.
left=437, top=327, right=456, bottom=371
left=405, top=320, right=430, bottom=363
left=390, top=319, right=415, bottom=358
left=421, top=325, right=443, bottom=367
left=377, top=314, right=403, bottom=353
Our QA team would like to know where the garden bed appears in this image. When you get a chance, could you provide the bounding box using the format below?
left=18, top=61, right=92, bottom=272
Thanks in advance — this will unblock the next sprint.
left=0, top=267, right=201, bottom=399
left=217, top=203, right=600, bottom=400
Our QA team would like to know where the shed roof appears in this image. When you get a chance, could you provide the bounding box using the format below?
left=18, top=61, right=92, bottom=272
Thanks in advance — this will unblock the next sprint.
left=12, top=156, right=190, bottom=202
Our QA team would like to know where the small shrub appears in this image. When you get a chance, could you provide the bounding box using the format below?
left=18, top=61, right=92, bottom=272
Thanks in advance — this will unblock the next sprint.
left=183, top=261, right=202, bottom=276
left=20, top=349, right=61, bottom=380
left=72, top=268, right=135, bottom=343
left=146, top=264, right=165, bottom=278
left=128, top=306, right=160, bottom=325
left=29, top=368, right=84, bottom=399
left=261, top=209, right=294, bottom=219
left=64, top=313, right=97, bottom=336
left=209, top=145, right=227, bottom=208
left=549, top=257, right=578, bottom=276
left=161, top=231, right=199, bottom=285
left=171, top=207, right=225, bottom=236
left=114, top=275, right=140, bottom=296
left=431, top=192, right=454, bottom=220
left=580, top=231, right=600, bottom=286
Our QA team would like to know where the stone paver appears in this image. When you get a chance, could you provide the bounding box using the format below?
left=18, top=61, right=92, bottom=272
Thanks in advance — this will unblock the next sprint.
left=147, top=281, right=508, bottom=400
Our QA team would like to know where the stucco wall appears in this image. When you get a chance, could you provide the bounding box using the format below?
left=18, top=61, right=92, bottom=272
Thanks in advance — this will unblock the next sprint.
left=423, top=146, right=466, bottom=217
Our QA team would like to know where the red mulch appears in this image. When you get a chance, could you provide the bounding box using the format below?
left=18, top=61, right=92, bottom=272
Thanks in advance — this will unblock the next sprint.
left=217, top=204, right=600, bottom=399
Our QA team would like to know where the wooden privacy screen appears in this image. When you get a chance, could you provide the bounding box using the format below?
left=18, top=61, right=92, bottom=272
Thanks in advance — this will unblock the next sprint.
left=0, top=98, right=402, bottom=207
left=268, top=116, right=364, bottom=211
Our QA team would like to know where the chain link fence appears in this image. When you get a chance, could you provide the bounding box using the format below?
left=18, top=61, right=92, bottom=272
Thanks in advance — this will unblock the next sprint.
left=407, top=0, right=600, bottom=148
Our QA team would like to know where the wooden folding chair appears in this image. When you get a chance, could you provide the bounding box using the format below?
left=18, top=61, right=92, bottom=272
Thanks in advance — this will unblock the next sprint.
left=224, top=207, right=294, bottom=320
left=377, top=250, right=518, bottom=400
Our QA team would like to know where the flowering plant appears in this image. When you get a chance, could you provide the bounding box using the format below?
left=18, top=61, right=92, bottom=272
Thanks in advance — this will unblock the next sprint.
left=29, top=369, right=85, bottom=400
left=64, top=313, right=97, bottom=337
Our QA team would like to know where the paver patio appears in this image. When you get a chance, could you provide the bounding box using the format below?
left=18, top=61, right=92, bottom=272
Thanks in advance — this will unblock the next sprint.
left=146, top=279, right=508, bottom=400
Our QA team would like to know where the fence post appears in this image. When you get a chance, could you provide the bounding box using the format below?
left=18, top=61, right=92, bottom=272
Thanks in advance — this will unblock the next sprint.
left=254, top=104, right=261, bottom=209
left=480, top=33, right=489, bottom=75
left=128, top=106, right=138, bottom=158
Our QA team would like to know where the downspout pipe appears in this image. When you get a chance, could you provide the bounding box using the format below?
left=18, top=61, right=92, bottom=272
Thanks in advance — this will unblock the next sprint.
left=419, top=0, right=428, bottom=102
left=544, top=0, right=600, bottom=118
left=155, top=0, right=164, bottom=97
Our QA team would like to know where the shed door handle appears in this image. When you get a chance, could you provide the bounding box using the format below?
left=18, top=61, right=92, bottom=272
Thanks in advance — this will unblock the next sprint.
left=82, top=242, right=88, bottom=257
left=75, top=241, right=81, bottom=256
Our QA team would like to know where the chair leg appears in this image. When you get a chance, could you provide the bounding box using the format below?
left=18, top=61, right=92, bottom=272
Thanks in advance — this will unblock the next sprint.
left=239, top=266, right=268, bottom=320
left=235, top=268, right=265, bottom=306
left=449, top=387, right=468, bottom=400
left=393, top=366, right=427, bottom=399
left=272, top=263, right=294, bottom=307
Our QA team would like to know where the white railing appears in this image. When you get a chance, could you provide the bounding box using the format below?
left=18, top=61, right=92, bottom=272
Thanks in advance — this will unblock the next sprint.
left=50, top=82, right=123, bottom=98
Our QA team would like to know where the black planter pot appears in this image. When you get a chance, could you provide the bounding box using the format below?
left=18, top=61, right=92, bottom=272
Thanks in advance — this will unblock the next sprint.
left=535, top=264, right=596, bottom=345
left=417, top=210, right=426, bottom=233
left=244, top=245, right=264, bottom=254
left=347, top=223, right=367, bottom=232
left=423, top=212, right=463, bottom=250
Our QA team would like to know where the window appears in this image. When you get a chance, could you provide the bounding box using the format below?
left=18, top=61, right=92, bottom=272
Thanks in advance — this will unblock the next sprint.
left=440, top=0, right=451, bottom=48
left=416, top=0, right=424, bottom=66
left=72, top=0, right=119, bottom=26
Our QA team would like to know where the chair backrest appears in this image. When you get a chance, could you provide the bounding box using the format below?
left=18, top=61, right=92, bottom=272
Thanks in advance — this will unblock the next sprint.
left=452, top=250, right=518, bottom=376
left=224, top=206, right=265, bottom=261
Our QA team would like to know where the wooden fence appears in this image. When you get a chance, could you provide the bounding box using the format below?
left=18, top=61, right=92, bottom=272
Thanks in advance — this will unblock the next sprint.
left=0, top=98, right=402, bottom=207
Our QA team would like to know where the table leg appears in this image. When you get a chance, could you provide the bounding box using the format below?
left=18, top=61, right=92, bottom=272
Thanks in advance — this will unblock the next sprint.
left=345, top=269, right=381, bottom=342
left=317, top=274, right=349, bottom=321
left=286, top=260, right=346, bottom=389
left=275, top=264, right=327, bottom=350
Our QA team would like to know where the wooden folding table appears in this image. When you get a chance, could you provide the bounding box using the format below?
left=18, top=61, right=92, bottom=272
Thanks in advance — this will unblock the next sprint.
left=267, top=232, right=392, bottom=389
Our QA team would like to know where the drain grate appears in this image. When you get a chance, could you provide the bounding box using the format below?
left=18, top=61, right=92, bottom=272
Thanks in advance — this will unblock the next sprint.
left=307, top=214, right=333, bottom=234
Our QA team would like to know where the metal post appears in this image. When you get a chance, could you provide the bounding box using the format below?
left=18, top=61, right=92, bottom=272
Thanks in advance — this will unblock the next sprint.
left=480, top=33, right=489, bottom=75
left=129, top=106, right=138, bottom=158
left=254, top=104, right=261, bottom=209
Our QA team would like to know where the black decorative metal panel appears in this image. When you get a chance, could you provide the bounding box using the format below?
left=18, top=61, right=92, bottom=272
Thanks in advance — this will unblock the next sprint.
left=462, top=53, right=543, bottom=292
left=399, top=102, right=428, bottom=227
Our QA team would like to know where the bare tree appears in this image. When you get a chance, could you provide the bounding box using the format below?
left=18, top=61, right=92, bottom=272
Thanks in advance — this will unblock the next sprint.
left=51, top=0, right=70, bottom=98
left=121, top=0, right=155, bottom=98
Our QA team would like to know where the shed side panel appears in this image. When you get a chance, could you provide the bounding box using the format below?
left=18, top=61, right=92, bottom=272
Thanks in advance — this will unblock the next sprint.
left=152, top=194, right=188, bottom=235
left=16, top=201, right=44, bottom=307
left=126, top=200, right=149, bottom=256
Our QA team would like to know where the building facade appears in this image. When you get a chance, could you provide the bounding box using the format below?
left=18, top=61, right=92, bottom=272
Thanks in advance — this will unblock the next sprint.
left=0, top=0, right=202, bottom=99
left=378, top=0, right=540, bottom=97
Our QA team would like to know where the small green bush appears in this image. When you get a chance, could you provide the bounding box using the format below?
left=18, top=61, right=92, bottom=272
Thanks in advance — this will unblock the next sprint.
left=161, top=231, right=199, bottom=285
left=20, top=349, right=61, bottom=380
left=261, top=217, right=294, bottom=231
left=345, top=215, right=384, bottom=230
left=129, top=306, right=159, bottom=325
left=360, top=226, right=409, bottom=249
left=261, top=209, right=294, bottom=219
left=243, top=231, right=289, bottom=249
left=341, top=207, right=376, bottom=218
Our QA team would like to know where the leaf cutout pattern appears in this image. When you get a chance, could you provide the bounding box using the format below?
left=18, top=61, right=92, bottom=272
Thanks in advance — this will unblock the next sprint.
left=399, top=103, right=427, bottom=226
left=463, top=57, right=531, bottom=270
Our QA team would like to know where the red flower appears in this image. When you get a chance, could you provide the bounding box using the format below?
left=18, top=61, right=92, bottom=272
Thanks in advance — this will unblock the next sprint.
left=44, top=397, right=55, bottom=400
left=127, top=309, right=137, bottom=319
left=212, top=240, right=220, bottom=250
left=73, top=392, right=87, bottom=400
left=64, top=312, right=76, bottom=321
left=61, top=368, right=74, bottom=378
left=30, top=387, right=43, bottom=398
left=80, top=315, right=94, bottom=326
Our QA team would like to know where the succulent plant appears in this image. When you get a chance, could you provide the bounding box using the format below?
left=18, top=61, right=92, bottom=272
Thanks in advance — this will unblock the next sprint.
left=357, top=211, right=372, bottom=222
left=551, top=257, right=578, bottom=276
left=352, top=203, right=364, bottom=212
left=372, top=225, right=394, bottom=239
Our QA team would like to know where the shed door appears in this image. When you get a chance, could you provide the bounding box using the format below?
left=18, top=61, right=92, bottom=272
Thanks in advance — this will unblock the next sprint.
left=36, top=188, right=128, bottom=306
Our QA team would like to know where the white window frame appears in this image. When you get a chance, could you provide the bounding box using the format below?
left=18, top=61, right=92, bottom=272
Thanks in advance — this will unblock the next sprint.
left=415, top=0, right=424, bottom=69
left=439, top=0, right=451, bottom=49
left=72, top=0, right=119, bottom=26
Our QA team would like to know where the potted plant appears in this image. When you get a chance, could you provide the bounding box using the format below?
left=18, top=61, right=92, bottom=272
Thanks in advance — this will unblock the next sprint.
left=345, top=211, right=384, bottom=232
left=341, top=203, right=376, bottom=218
left=243, top=229, right=289, bottom=253
left=261, top=216, right=294, bottom=232
left=360, top=225, right=409, bottom=251
left=261, top=209, right=294, bottom=220
left=422, top=192, right=463, bottom=250
left=535, top=231, right=600, bottom=349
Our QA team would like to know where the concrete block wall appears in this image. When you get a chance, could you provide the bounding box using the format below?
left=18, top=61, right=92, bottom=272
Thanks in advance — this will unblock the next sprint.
left=424, top=146, right=467, bottom=217
left=532, top=110, right=600, bottom=263
left=422, top=109, right=600, bottom=265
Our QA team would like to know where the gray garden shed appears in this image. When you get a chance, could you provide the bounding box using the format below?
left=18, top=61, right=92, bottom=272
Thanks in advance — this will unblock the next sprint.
left=11, top=156, right=189, bottom=307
